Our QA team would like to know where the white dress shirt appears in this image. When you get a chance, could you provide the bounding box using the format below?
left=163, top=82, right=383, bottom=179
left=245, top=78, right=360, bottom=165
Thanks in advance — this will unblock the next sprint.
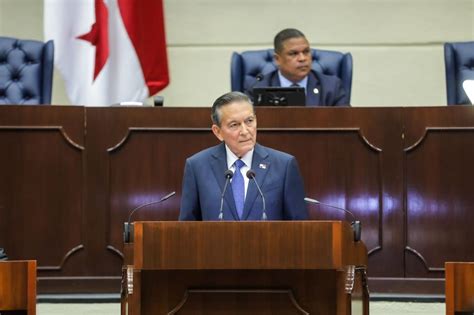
left=278, top=70, right=308, bottom=93
left=225, top=145, right=253, bottom=199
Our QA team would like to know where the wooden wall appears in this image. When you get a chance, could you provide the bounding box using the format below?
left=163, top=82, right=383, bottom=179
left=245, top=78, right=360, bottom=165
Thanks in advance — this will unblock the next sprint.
left=1, top=105, right=473, bottom=294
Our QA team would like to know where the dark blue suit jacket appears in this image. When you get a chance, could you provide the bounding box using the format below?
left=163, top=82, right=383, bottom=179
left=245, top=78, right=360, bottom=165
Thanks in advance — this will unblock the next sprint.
left=245, top=70, right=349, bottom=106
left=179, top=143, right=308, bottom=221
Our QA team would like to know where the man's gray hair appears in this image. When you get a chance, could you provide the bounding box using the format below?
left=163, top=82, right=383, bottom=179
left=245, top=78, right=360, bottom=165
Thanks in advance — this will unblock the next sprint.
left=211, top=91, right=254, bottom=126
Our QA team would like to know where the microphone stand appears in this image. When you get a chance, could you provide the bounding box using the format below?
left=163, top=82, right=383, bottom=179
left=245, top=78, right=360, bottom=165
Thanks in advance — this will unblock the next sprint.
left=123, top=191, right=176, bottom=243
left=219, top=170, right=234, bottom=221
left=304, top=197, right=361, bottom=242
left=246, top=170, right=267, bottom=221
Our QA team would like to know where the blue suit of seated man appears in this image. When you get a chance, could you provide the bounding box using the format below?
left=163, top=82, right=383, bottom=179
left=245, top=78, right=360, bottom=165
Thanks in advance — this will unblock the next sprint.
left=179, top=91, right=308, bottom=221
left=245, top=28, right=349, bottom=106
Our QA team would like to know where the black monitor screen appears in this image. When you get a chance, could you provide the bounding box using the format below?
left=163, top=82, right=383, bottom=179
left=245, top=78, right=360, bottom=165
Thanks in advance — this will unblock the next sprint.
left=252, top=87, right=306, bottom=106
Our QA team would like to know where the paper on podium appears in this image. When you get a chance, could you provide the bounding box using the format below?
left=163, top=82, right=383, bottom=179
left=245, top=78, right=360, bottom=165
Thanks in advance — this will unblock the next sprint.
left=119, top=101, right=143, bottom=106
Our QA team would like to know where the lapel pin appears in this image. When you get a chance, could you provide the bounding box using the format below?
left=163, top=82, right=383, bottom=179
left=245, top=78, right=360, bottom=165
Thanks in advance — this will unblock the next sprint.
left=259, top=163, right=267, bottom=169
left=313, top=88, right=319, bottom=94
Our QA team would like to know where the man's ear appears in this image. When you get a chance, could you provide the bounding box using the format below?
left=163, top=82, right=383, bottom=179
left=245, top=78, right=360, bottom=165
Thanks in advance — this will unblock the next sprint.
left=274, top=52, right=281, bottom=67
left=211, top=124, right=224, bottom=141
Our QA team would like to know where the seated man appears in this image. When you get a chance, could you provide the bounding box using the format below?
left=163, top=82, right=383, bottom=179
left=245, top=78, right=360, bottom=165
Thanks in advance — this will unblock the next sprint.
left=245, top=28, right=349, bottom=106
left=179, top=91, right=308, bottom=221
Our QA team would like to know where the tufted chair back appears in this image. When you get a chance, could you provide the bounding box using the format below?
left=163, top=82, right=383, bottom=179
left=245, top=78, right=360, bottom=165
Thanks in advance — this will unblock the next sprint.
left=231, top=48, right=353, bottom=103
left=0, top=36, right=54, bottom=105
left=444, top=41, right=474, bottom=105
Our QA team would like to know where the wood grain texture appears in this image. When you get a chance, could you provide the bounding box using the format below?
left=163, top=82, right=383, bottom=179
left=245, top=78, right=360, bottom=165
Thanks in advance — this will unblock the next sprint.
left=123, top=221, right=368, bottom=315
left=445, top=262, right=474, bottom=314
left=1, top=105, right=474, bottom=294
left=0, top=260, right=36, bottom=314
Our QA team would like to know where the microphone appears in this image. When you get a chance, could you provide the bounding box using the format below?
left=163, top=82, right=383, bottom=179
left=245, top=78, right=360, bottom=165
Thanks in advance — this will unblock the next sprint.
left=246, top=73, right=264, bottom=103
left=304, top=197, right=361, bottom=242
left=246, top=170, right=267, bottom=221
left=123, top=191, right=176, bottom=243
left=218, top=169, right=234, bottom=220
left=255, top=73, right=264, bottom=81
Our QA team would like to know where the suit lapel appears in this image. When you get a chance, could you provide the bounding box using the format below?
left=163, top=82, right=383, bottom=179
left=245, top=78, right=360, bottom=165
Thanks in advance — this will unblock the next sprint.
left=241, top=144, right=270, bottom=220
left=270, top=71, right=281, bottom=86
left=210, top=143, right=239, bottom=220
left=306, top=70, right=321, bottom=106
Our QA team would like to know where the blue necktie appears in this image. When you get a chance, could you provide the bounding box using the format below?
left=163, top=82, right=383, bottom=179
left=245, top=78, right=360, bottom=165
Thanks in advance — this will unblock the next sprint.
left=232, top=159, right=245, bottom=219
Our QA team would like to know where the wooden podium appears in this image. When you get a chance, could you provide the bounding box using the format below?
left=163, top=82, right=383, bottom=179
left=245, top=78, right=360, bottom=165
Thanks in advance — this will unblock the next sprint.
left=121, top=221, right=369, bottom=315
left=445, top=262, right=474, bottom=315
left=0, top=260, right=36, bottom=315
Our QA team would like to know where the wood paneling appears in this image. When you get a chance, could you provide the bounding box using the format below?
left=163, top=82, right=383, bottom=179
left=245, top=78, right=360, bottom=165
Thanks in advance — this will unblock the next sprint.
left=1, top=105, right=474, bottom=295
left=403, top=107, right=474, bottom=282
left=0, top=106, right=84, bottom=281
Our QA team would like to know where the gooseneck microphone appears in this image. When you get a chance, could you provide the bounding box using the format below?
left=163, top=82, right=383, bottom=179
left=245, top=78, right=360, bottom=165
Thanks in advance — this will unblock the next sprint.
left=304, top=197, right=361, bottom=242
left=254, top=73, right=264, bottom=82
left=304, top=197, right=356, bottom=221
left=246, top=73, right=264, bottom=101
left=218, top=170, right=234, bottom=220
left=246, top=170, right=267, bottom=221
left=123, top=191, right=176, bottom=243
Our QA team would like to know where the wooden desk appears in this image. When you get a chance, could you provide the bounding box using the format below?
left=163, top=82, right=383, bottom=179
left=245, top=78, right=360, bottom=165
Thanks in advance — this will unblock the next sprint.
left=446, top=262, right=474, bottom=315
left=0, top=260, right=36, bottom=315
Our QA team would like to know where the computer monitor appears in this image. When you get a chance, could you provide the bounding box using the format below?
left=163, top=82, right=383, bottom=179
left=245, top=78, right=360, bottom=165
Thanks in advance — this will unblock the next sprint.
left=252, top=87, right=306, bottom=106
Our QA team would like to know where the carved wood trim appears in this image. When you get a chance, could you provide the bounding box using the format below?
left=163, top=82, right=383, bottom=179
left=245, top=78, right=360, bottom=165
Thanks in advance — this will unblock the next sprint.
left=169, top=288, right=309, bottom=315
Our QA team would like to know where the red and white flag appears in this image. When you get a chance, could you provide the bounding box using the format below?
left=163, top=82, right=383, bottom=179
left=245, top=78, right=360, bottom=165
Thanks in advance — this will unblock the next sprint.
left=44, top=0, right=169, bottom=105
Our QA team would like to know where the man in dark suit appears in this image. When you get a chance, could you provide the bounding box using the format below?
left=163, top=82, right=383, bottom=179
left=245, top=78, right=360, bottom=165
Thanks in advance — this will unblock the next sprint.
left=245, top=28, right=348, bottom=106
left=179, top=92, right=308, bottom=221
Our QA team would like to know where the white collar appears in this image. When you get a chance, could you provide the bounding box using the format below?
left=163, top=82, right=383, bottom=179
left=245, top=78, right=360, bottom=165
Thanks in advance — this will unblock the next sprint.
left=225, top=144, right=254, bottom=169
left=278, top=71, right=308, bottom=91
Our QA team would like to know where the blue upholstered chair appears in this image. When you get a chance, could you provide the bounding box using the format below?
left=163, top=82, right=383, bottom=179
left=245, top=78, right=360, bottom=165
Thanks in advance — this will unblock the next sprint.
left=444, top=41, right=474, bottom=105
left=231, top=48, right=353, bottom=103
left=0, top=36, right=54, bottom=105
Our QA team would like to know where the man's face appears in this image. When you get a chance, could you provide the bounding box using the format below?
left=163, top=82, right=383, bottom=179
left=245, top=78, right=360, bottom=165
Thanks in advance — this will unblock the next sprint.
left=212, top=101, right=257, bottom=158
left=274, top=37, right=312, bottom=83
